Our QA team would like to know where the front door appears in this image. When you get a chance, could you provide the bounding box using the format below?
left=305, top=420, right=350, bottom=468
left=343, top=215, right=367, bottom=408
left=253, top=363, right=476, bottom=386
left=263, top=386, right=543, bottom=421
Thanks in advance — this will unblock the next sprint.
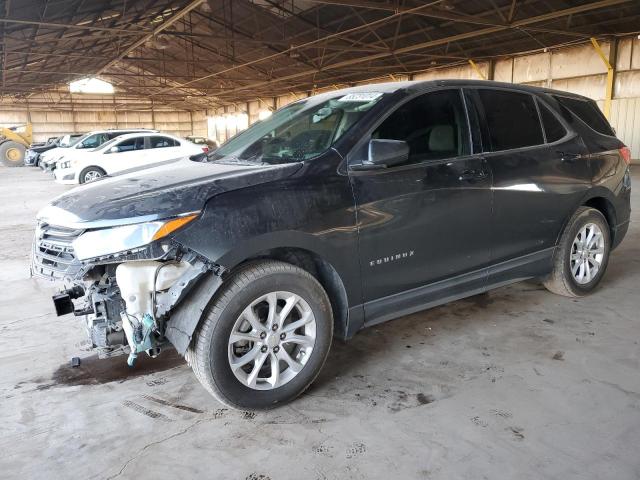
left=349, top=88, right=493, bottom=325
left=107, top=136, right=147, bottom=174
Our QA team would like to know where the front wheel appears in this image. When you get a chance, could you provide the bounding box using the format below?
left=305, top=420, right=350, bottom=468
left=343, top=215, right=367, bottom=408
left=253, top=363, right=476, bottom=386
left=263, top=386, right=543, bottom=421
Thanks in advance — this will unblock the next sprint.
left=79, top=166, right=106, bottom=184
left=544, top=207, right=611, bottom=297
left=186, top=260, right=333, bottom=410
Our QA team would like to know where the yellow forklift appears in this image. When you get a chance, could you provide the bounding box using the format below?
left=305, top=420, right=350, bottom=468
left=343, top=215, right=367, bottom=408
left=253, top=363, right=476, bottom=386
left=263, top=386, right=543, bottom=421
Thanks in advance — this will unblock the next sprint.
left=0, top=123, right=33, bottom=167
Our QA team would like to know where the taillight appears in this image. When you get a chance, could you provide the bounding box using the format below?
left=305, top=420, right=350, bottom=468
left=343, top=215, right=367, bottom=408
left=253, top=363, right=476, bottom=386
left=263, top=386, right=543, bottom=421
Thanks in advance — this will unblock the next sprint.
left=201, top=146, right=209, bottom=153
left=619, top=146, right=631, bottom=165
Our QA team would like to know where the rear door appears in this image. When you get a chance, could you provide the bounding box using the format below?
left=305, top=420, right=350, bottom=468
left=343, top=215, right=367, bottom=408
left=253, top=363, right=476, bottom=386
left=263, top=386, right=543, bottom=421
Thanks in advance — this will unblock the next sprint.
left=468, top=88, right=591, bottom=281
left=350, top=88, right=492, bottom=324
left=147, top=136, right=183, bottom=163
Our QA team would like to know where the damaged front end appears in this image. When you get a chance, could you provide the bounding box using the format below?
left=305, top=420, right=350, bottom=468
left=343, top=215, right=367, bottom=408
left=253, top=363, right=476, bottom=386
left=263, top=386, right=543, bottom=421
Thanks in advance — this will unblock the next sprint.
left=31, top=211, right=223, bottom=366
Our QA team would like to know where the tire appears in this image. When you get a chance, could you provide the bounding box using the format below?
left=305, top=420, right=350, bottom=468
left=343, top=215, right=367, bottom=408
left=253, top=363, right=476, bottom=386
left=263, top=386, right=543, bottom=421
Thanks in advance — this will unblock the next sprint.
left=543, top=207, right=611, bottom=297
left=186, top=260, right=333, bottom=410
left=79, top=166, right=106, bottom=184
left=0, top=141, right=26, bottom=167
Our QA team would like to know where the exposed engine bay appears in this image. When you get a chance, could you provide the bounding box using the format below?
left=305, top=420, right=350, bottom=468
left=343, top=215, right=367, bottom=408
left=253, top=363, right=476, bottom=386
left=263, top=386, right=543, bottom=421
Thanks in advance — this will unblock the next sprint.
left=32, top=220, right=222, bottom=366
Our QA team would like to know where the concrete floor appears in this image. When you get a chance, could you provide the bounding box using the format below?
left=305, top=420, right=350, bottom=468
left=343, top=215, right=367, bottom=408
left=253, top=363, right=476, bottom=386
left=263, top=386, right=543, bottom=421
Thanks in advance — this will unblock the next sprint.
left=1, top=166, right=639, bottom=480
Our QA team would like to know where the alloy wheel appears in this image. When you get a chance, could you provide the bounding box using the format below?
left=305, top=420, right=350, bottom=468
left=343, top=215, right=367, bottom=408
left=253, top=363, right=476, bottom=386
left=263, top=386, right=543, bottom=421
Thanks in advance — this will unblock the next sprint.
left=84, top=171, right=102, bottom=182
left=228, top=291, right=316, bottom=390
left=570, top=222, right=605, bottom=284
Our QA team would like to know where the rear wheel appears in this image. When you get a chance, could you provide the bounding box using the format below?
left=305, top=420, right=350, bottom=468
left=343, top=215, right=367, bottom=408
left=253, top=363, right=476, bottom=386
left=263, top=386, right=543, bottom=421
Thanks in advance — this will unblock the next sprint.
left=79, top=166, right=106, bottom=183
left=186, top=260, right=333, bottom=410
left=0, top=141, right=26, bottom=167
left=544, top=207, right=610, bottom=297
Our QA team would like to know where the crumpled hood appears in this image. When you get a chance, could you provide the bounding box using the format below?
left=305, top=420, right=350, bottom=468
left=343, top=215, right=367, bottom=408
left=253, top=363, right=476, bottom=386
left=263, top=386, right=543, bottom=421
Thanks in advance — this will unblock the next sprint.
left=38, top=158, right=302, bottom=227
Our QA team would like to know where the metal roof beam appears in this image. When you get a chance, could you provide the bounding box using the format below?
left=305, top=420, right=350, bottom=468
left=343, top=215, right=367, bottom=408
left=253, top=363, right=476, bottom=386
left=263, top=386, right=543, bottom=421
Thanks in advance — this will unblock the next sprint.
left=0, top=17, right=148, bottom=35
left=211, top=0, right=633, bottom=98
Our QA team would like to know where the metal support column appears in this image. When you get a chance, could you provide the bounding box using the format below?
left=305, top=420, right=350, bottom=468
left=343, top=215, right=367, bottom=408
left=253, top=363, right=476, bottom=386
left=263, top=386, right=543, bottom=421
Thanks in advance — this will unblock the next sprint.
left=468, top=59, right=486, bottom=80
left=590, top=37, right=615, bottom=119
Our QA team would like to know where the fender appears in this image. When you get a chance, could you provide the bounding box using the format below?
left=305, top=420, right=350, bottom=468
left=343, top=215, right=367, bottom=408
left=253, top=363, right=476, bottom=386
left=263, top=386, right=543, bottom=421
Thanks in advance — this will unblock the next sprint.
left=168, top=153, right=363, bottom=353
left=554, top=183, right=623, bottom=248
left=166, top=234, right=360, bottom=355
left=165, top=272, right=223, bottom=355
left=172, top=155, right=362, bottom=306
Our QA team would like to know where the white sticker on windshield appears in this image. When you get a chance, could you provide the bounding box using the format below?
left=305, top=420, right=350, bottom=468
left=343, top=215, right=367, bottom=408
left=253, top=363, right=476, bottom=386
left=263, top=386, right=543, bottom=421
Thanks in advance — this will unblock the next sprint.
left=337, top=92, right=382, bottom=102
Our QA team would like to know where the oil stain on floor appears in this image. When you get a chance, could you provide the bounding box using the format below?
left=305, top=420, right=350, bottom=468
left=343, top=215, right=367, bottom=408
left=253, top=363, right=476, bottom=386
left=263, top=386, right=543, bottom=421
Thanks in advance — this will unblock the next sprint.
left=24, top=348, right=186, bottom=391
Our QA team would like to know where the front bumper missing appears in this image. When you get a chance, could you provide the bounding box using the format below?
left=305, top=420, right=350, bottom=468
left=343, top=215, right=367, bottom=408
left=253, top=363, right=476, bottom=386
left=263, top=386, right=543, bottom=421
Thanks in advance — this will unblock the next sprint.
left=47, top=252, right=220, bottom=363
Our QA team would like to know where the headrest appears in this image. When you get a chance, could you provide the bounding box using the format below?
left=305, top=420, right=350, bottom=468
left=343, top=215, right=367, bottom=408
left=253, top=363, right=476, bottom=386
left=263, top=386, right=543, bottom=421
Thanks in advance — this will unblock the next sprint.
left=428, top=125, right=455, bottom=152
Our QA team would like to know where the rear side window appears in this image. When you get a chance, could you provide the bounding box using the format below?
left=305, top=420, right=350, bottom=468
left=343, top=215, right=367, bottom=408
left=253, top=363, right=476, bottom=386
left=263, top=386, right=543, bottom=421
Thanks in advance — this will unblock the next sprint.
left=552, top=96, right=614, bottom=136
left=538, top=102, right=567, bottom=143
left=372, top=89, right=470, bottom=163
left=478, top=89, right=544, bottom=151
left=115, top=137, right=145, bottom=152
left=150, top=136, right=178, bottom=148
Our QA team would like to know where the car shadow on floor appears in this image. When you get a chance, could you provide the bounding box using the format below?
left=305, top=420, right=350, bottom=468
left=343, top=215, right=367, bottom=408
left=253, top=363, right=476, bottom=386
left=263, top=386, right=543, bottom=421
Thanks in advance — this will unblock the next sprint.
left=308, top=284, right=551, bottom=393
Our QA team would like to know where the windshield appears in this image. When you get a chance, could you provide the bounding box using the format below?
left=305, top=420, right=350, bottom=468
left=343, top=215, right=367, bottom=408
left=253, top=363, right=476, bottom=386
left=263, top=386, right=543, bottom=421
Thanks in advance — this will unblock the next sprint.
left=210, top=91, right=385, bottom=164
left=59, top=134, right=82, bottom=148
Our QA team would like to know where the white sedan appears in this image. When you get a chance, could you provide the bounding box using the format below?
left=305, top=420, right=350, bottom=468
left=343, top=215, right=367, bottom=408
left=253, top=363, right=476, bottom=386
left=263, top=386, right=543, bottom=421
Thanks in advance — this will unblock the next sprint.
left=54, top=132, right=206, bottom=184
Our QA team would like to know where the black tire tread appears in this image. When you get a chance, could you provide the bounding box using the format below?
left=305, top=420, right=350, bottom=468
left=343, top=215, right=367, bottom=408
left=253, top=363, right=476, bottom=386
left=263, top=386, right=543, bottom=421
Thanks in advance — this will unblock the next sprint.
left=186, top=260, right=333, bottom=409
left=0, top=141, right=26, bottom=167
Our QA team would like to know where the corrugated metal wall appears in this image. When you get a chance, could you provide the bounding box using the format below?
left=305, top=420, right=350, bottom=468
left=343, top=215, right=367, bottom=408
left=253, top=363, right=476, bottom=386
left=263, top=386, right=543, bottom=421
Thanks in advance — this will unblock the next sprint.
left=611, top=98, right=640, bottom=160
left=0, top=94, right=207, bottom=142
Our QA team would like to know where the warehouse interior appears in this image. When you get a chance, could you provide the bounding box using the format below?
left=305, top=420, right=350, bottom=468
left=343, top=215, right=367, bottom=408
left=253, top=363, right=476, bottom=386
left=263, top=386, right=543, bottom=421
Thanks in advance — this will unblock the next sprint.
left=1, top=0, right=640, bottom=156
left=1, top=1, right=640, bottom=479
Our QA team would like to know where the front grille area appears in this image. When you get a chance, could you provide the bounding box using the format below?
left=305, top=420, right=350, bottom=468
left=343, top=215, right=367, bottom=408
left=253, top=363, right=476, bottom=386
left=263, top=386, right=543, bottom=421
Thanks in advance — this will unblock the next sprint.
left=31, top=222, right=84, bottom=280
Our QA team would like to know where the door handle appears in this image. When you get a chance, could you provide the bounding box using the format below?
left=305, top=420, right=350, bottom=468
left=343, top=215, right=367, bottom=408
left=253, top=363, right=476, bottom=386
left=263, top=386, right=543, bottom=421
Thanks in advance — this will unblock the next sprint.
left=459, top=169, right=487, bottom=181
left=557, top=151, right=581, bottom=163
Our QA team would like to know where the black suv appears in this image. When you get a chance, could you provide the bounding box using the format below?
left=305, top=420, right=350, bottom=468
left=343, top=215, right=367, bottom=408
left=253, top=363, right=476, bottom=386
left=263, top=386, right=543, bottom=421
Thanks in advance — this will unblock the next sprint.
left=32, top=80, right=631, bottom=409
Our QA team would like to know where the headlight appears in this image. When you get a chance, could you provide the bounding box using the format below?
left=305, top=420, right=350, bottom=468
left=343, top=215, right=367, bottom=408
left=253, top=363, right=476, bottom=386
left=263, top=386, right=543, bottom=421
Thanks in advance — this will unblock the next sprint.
left=72, top=213, right=199, bottom=261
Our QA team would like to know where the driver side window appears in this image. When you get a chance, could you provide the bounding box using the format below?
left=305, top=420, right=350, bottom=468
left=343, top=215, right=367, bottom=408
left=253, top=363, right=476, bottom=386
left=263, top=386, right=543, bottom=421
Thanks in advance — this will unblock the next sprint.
left=372, top=89, right=470, bottom=164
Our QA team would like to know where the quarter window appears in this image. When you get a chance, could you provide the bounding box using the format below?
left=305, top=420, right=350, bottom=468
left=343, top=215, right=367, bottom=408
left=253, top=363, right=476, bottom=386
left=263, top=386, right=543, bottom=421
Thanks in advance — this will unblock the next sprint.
left=538, top=102, right=567, bottom=143
left=150, top=136, right=178, bottom=148
left=478, top=90, right=544, bottom=151
left=552, top=96, right=614, bottom=136
left=372, top=89, right=470, bottom=163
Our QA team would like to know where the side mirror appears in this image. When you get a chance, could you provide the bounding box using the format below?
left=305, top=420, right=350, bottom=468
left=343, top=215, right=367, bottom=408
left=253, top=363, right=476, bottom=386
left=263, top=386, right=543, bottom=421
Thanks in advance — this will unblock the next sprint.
left=351, top=139, right=409, bottom=171
left=108, top=146, right=119, bottom=154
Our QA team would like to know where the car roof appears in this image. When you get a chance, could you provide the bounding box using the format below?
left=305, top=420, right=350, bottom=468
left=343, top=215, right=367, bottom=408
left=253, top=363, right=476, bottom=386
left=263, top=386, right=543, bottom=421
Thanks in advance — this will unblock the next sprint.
left=325, top=79, right=593, bottom=102
left=105, top=131, right=182, bottom=142
left=83, top=128, right=157, bottom=136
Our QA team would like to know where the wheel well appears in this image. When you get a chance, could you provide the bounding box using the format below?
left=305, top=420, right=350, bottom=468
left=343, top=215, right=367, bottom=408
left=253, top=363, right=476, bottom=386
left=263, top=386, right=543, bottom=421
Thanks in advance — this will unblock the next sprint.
left=583, top=197, right=616, bottom=241
left=236, top=247, right=349, bottom=340
left=81, top=165, right=106, bottom=174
